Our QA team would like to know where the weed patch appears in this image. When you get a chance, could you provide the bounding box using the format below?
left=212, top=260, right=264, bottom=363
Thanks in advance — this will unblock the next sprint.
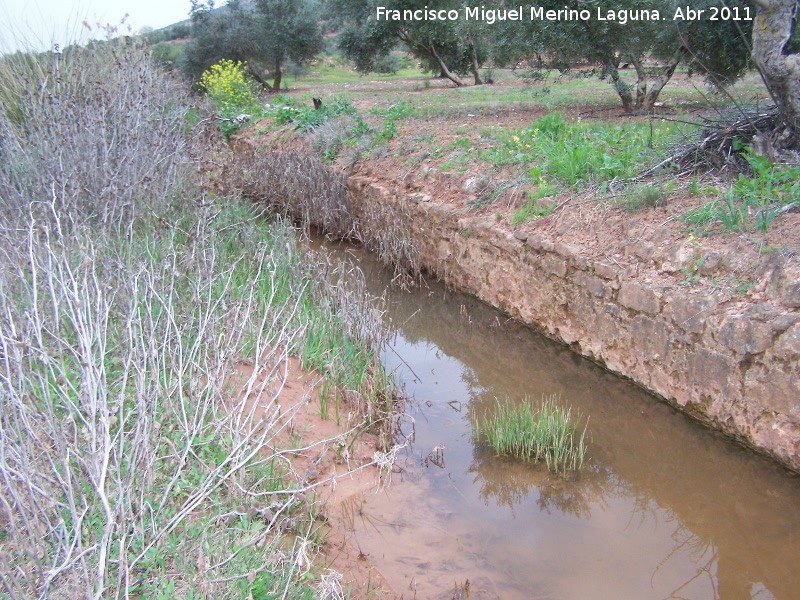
left=481, top=113, right=676, bottom=188
left=371, top=100, right=414, bottom=143
left=270, top=94, right=358, bottom=133
left=474, top=395, right=588, bottom=474
left=682, top=150, right=800, bottom=234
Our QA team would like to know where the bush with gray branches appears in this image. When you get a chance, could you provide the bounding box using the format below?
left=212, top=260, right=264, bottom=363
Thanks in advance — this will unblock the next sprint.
left=0, top=35, right=396, bottom=600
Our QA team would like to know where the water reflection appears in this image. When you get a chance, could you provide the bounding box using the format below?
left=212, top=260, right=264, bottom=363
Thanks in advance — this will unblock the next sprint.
left=468, top=449, right=604, bottom=518
left=315, top=240, right=800, bottom=600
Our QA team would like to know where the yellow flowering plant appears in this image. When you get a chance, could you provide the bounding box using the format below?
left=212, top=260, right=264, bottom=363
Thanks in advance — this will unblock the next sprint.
left=198, top=60, right=260, bottom=135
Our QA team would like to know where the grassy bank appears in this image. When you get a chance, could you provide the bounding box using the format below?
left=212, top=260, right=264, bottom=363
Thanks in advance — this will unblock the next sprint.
left=0, top=37, right=393, bottom=599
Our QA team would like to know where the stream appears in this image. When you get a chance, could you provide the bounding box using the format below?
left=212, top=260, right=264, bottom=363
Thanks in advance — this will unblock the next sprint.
left=319, top=240, right=800, bottom=600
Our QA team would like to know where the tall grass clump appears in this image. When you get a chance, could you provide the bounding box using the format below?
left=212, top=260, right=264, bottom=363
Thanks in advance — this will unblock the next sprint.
left=474, top=395, right=588, bottom=474
left=0, top=35, right=396, bottom=599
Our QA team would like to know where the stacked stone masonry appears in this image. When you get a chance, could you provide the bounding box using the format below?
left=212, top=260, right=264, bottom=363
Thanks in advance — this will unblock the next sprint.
left=347, top=175, right=800, bottom=472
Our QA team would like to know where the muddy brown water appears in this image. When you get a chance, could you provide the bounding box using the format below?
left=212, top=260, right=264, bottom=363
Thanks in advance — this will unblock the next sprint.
left=317, top=241, right=800, bottom=600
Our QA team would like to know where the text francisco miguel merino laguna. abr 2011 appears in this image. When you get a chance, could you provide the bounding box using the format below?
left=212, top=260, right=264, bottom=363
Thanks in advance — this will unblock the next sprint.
left=375, top=5, right=753, bottom=24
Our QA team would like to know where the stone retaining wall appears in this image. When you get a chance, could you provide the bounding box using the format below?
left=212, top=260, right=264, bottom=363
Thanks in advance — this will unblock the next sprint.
left=347, top=175, right=800, bottom=472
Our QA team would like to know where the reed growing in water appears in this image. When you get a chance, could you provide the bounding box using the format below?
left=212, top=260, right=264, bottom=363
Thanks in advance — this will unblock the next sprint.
left=474, top=394, right=588, bottom=473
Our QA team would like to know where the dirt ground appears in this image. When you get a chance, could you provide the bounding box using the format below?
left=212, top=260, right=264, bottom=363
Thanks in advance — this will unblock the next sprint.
left=228, top=353, right=397, bottom=598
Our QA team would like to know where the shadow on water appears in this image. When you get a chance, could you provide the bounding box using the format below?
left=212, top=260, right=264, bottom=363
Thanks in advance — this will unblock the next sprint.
left=314, top=240, right=800, bottom=600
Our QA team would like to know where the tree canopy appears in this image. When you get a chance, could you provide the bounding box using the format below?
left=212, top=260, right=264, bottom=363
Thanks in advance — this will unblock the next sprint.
left=494, top=0, right=753, bottom=112
left=182, top=0, right=323, bottom=91
left=333, top=0, right=482, bottom=86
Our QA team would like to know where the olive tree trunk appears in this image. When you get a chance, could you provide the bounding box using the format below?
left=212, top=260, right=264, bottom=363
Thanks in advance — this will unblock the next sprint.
left=751, top=0, right=800, bottom=147
left=630, top=57, right=648, bottom=110
left=468, top=38, right=483, bottom=85
left=606, top=62, right=634, bottom=112
left=247, top=65, right=273, bottom=91
left=272, top=57, right=283, bottom=92
left=430, top=44, right=465, bottom=87
left=642, top=45, right=686, bottom=111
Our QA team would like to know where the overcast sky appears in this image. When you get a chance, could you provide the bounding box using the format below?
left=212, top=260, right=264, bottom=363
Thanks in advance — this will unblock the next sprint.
left=0, top=0, right=193, bottom=53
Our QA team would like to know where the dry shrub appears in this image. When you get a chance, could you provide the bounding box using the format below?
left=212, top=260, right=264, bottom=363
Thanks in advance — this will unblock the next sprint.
left=0, top=37, right=188, bottom=236
left=357, top=197, right=422, bottom=285
left=0, top=213, right=317, bottom=598
left=232, top=148, right=357, bottom=239
left=309, top=115, right=353, bottom=158
left=228, top=146, right=422, bottom=284
left=0, top=37, right=373, bottom=600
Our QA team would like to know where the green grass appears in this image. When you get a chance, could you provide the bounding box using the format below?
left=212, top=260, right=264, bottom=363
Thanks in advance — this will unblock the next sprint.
left=510, top=185, right=562, bottom=224
left=401, top=73, right=626, bottom=119
left=474, top=395, right=588, bottom=474
left=293, top=65, right=422, bottom=86
left=682, top=150, right=800, bottom=234
left=480, top=112, right=679, bottom=188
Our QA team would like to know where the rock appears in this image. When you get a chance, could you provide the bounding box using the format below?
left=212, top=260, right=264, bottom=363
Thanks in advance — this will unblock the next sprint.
left=462, top=176, right=489, bottom=194
left=772, top=313, right=800, bottom=333
left=660, top=261, right=680, bottom=274
left=573, top=254, right=589, bottom=271
left=575, top=271, right=609, bottom=298
left=719, top=315, right=774, bottom=355
left=697, top=251, right=726, bottom=275
left=541, top=254, right=567, bottom=278
left=687, top=348, right=737, bottom=398
left=651, top=226, right=673, bottom=245
left=779, top=280, right=800, bottom=308
left=528, top=233, right=553, bottom=253
left=663, top=294, right=716, bottom=334
left=744, top=303, right=782, bottom=322
left=631, top=315, right=670, bottom=361
left=593, top=261, right=618, bottom=280
left=619, top=281, right=661, bottom=315
left=666, top=241, right=699, bottom=269
left=631, top=241, right=656, bottom=262
left=774, top=323, right=800, bottom=360
left=554, top=241, right=579, bottom=261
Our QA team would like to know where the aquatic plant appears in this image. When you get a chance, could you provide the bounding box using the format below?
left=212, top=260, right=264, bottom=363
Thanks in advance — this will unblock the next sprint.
left=474, top=395, right=588, bottom=473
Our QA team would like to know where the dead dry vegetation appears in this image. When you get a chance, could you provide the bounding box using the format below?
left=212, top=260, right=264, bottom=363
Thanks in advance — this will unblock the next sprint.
left=0, top=37, right=402, bottom=600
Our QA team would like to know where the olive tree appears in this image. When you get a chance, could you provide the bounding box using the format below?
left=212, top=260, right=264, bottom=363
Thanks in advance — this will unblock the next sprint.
left=333, top=0, right=480, bottom=86
left=499, top=0, right=751, bottom=113
left=751, top=0, right=800, bottom=147
left=183, top=0, right=323, bottom=91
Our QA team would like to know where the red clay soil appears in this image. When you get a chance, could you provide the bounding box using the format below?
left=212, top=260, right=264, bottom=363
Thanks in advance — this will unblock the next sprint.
left=229, top=355, right=397, bottom=598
